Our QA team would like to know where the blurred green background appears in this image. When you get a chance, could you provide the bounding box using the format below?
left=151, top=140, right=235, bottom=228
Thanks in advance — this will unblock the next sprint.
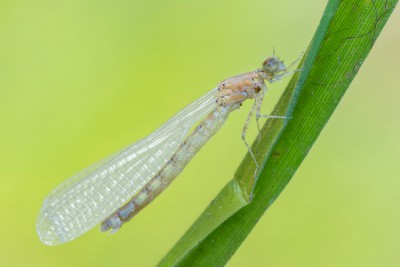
left=1, top=0, right=399, bottom=266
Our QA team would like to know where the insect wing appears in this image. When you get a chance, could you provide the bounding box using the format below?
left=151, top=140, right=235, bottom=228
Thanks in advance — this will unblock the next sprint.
left=37, top=88, right=218, bottom=245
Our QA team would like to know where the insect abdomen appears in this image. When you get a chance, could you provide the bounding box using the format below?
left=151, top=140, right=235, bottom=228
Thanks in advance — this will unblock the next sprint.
left=101, top=106, right=230, bottom=231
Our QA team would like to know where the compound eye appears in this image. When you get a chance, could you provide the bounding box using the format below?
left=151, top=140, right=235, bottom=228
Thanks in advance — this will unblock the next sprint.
left=262, top=57, right=279, bottom=73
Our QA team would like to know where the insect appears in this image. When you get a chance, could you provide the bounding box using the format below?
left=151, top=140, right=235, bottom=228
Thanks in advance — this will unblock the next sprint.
left=37, top=54, right=300, bottom=246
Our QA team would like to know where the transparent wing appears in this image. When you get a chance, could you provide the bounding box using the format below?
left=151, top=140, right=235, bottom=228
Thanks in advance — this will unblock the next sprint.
left=37, top=88, right=219, bottom=245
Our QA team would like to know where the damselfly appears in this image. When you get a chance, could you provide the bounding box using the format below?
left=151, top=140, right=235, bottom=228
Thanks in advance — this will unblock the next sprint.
left=37, top=54, right=300, bottom=245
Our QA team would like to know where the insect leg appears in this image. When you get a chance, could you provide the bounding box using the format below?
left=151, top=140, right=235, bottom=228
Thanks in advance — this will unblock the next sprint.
left=241, top=100, right=259, bottom=176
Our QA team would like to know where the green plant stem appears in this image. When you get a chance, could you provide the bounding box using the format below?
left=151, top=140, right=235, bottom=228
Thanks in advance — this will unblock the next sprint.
left=159, top=0, right=398, bottom=266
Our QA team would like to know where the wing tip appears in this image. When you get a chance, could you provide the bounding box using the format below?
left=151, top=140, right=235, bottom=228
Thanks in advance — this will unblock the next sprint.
left=36, top=206, right=71, bottom=246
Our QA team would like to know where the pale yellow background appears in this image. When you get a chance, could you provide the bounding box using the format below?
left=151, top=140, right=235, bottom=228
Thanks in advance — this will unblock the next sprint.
left=1, top=1, right=399, bottom=266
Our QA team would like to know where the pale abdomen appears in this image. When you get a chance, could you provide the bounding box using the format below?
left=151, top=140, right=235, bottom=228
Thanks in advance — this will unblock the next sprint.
left=101, top=105, right=230, bottom=231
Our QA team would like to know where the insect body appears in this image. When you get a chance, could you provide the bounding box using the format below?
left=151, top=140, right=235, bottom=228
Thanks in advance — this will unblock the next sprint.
left=37, top=56, right=297, bottom=245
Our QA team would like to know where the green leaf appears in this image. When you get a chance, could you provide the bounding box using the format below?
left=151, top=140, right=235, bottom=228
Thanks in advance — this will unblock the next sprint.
left=159, top=0, right=398, bottom=266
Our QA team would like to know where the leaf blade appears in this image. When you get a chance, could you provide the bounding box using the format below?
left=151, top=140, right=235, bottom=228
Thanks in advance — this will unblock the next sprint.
left=160, top=0, right=398, bottom=265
